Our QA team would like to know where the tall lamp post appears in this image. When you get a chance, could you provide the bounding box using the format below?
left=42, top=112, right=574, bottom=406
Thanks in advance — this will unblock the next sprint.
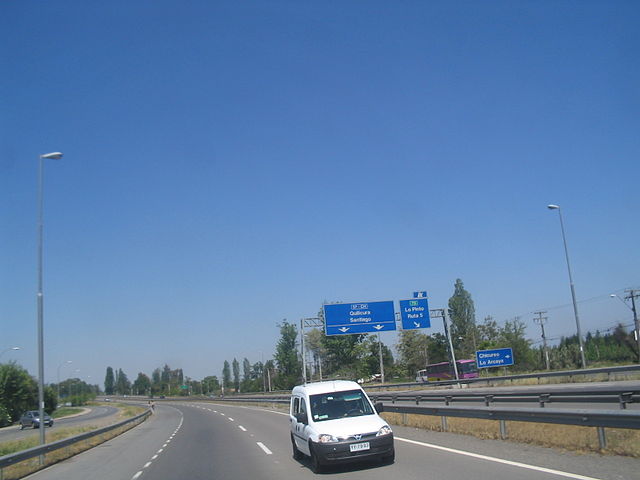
left=547, top=204, right=586, bottom=369
left=37, top=151, right=63, bottom=449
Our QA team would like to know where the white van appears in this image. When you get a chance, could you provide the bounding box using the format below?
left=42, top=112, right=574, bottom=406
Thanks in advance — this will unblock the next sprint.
left=289, top=380, right=394, bottom=472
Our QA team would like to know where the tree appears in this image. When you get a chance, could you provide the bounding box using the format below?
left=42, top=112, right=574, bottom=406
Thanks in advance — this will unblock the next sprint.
left=396, top=331, right=448, bottom=378
left=115, top=368, right=131, bottom=395
left=361, top=336, right=394, bottom=378
left=274, top=320, right=301, bottom=389
left=133, top=373, right=151, bottom=396
left=104, top=367, right=115, bottom=395
left=232, top=358, right=240, bottom=392
left=499, top=317, right=534, bottom=371
left=321, top=334, right=365, bottom=378
left=448, top=279, right=478, bottom=358
left=396, top=330, right=429, bottom=377
left=202, top=376, right=220, bottom=395
left=222, top=361, right=231, bottom=392
left=306, top=328, right=327, bottom=381
left=0, top=362, right=37, bottom=425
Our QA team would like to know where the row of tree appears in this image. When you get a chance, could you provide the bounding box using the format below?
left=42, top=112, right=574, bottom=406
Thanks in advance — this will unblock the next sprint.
left=102, top=279, right=638, bottom=396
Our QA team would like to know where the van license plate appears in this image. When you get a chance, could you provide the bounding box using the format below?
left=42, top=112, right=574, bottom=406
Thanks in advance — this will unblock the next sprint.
left=350, top=442, right=370, bottom=452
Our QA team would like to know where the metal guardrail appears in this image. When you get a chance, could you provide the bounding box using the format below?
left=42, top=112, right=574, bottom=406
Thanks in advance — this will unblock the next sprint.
left=0, top=409, right=151, bottom=473
left=211, top=389, right=640, bottom=449
left=364, top=364, right=640, bottom=390
left=369, top=388, right=640, bottom=409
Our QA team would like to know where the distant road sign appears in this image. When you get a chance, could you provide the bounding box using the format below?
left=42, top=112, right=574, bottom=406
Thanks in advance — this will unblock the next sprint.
left=413, top=291, right=428, bottom=298
left=324, top=301, right=396, bottom=336
left=399, top=298, right=431, bottom=330
left=476, top=348, right=514, bottom=368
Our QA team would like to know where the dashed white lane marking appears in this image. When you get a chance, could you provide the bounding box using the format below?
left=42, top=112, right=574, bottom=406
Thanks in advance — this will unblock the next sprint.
left=256, top=442, right=272, bottom=455
left=396, top=437, right=603, bottom=480
left=143, top=462, right=151, bottom=469
left=228, top=417, right=234, bottom=421
left=152, top=455, right=158, bottom=460
left=157, top=448, right=163, bottom=453
left=220, top=413, right=225, bottom=416
left=132, top=472, right=143, bottom=480
left=238, top=426, right=247, bottom=432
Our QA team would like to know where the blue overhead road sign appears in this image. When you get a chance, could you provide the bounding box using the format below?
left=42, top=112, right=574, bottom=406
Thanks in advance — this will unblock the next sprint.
left=399, top=298, right=431, bottom=330
left=324, top=301, right=396, bottom=336
left=476, top=348, right=514, bottom=368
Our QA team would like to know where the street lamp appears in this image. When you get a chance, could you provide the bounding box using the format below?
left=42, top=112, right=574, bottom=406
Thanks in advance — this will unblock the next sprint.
left=547, top=204, right=586, bottom=368
left=37, top=151, right=63, bottom=449
left=57, top=360, right=72, bottom=401
left=0, top=346, right=20, bottom=359
left=610, top=293, right=640, bottom=363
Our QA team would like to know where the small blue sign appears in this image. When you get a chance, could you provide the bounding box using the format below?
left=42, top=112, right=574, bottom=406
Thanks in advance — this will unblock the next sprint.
left=476, top=348, right=515, bottom=368
left=324, top=301, right=396, bottom=336
left=399, top=298, right=431, bottom=330
left=413, top=291, right=428, bottom=298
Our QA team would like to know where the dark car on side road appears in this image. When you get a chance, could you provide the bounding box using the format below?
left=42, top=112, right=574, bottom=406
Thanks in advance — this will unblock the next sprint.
left=19, top=410, right=54, bottom=429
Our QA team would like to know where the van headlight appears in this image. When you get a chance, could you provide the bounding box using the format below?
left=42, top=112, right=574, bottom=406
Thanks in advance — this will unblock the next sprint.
left=376, top=426, right=392, bottom=436
left=318, top=434, right=339, bottom=443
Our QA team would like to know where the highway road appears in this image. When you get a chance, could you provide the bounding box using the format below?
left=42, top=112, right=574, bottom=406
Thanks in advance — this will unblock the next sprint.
left=0, top=405, right=119, bottom=444
left=25, top=402, right=638, bottom=480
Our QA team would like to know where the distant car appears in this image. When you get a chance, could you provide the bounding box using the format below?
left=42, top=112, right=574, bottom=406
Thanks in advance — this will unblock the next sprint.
left=19, top=410, right=53, bottom=429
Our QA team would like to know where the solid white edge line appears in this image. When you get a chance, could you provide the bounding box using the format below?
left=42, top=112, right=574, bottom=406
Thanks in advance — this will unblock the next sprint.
left=395, top=437, right=603, bottom=480
left=256, top=442, right=273, bottom=455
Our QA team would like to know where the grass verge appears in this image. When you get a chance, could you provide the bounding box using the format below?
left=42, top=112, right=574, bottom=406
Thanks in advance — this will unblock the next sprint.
left=51, top=407, right=83, bottom=419
left=381, top=412, right=640, bottom=457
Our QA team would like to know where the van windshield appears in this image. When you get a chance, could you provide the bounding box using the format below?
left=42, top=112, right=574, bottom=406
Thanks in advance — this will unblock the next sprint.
left=309, top=389, right=374, bottom=422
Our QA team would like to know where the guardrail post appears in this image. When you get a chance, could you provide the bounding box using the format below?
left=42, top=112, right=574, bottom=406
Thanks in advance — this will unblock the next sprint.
left=619, top=393, right=632, bottom=410
left=597, top=427, right=607, bottom=449
left=441, top=416, right=448, bottom=432
left=402, top=413, right=408, bottom=425
left=499, top=420, right=507, bottom=440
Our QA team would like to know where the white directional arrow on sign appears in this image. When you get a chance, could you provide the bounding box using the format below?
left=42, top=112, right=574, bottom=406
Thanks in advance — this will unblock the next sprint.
left=339, top=327, right=350, bottom=333
left=414, top=322, right=421, bottom=328
left=373, top=325, right=384, bottom=330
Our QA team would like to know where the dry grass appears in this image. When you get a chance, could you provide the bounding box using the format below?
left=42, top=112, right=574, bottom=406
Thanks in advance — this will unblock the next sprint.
left=381, top=412, right=640, bottom=457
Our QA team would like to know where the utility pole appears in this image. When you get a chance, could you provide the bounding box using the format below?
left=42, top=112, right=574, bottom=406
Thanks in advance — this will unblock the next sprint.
left=625, top=290, right=640, bottom=363
left=534, top=311, right=550, bottom=370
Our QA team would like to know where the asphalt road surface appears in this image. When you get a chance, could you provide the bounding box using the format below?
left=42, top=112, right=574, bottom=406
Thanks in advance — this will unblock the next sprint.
left=25, top=402, right=638, bottom=480
left=0, top=405, right=119, bottom=443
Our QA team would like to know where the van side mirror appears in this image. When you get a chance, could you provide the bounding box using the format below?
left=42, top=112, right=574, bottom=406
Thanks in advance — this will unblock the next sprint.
left=374, top=402, right=384, bottom=413
left=295, top=412, right=308, bottom=424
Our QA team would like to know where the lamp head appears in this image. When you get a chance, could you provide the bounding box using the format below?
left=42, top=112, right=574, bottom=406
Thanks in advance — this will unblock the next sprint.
left=547, top=204, right=560, bottom=210
left=40, top=152, right=63, bottom=160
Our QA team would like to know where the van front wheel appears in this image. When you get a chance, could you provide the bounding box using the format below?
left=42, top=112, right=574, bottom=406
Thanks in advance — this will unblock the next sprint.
left=309, top=443, right=323, bottom=473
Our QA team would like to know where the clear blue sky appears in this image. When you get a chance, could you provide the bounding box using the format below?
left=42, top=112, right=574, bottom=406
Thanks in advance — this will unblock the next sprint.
left=2, top=1, right=638, bottom=387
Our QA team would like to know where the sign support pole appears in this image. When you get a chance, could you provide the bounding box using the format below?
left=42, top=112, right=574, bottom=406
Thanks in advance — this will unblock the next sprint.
left=378, top=332, right=385, bottom=384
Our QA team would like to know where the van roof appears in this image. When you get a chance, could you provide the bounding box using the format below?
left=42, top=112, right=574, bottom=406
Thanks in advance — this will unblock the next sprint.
left=292, top=380, right=362, bottom=396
